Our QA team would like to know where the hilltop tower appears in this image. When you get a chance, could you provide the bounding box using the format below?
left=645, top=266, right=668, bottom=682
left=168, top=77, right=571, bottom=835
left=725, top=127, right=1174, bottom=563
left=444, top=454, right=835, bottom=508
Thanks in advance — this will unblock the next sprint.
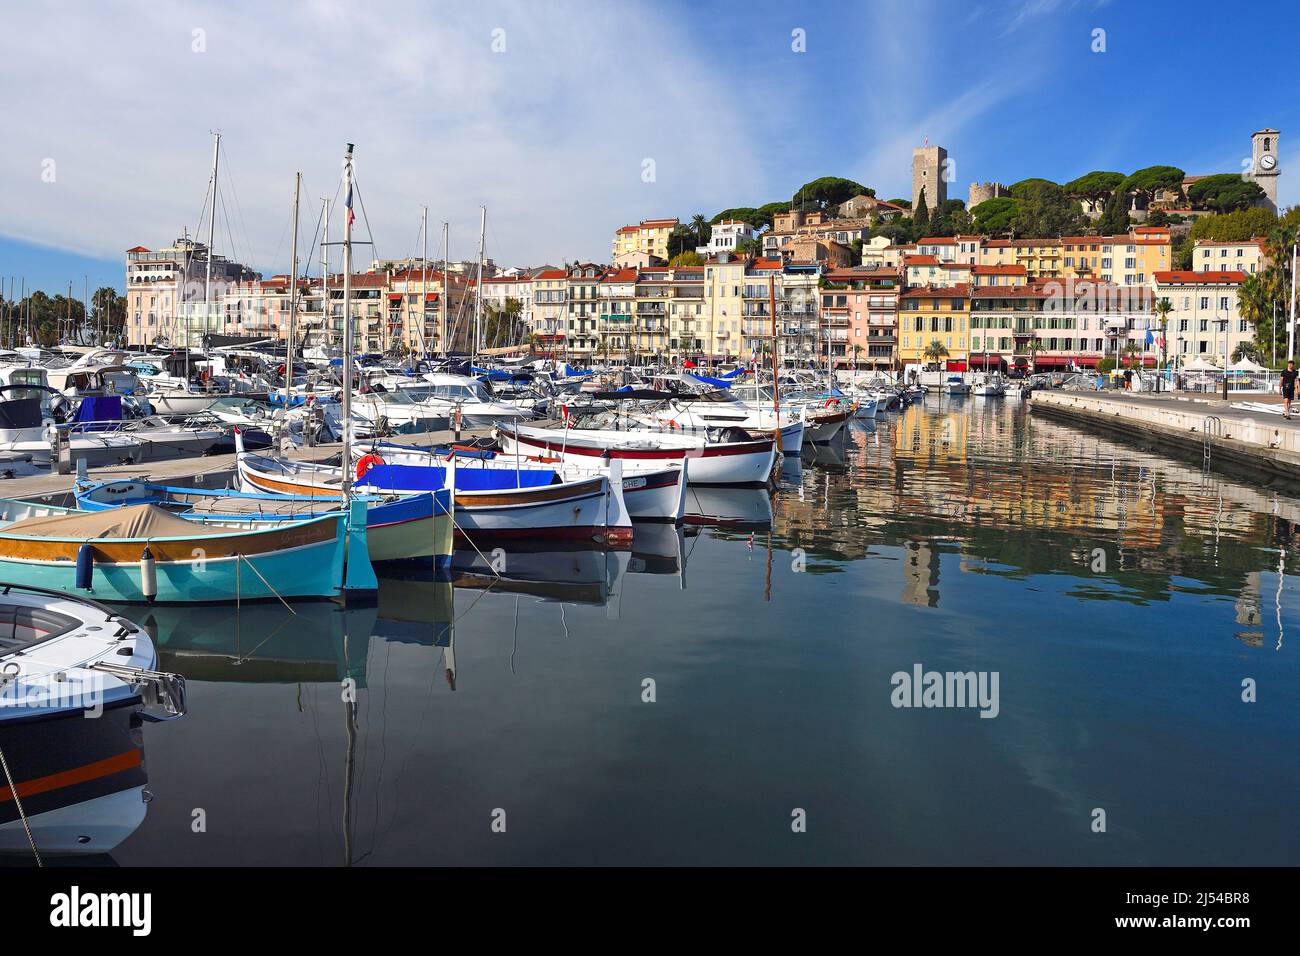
left=1252, top=128, right=1280, bottom=212
left=912, top=144, right=948, bottom=215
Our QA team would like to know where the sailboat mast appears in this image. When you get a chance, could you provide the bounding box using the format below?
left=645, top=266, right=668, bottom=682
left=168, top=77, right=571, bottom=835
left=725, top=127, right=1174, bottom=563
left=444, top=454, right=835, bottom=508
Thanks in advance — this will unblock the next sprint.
left=420, top=205, right=428, bottom=357
left=442, top=221, right=449, bottom=357
left=769, top=275, right=782, bottom=452
left=341, top=144, right=356, bottom=497
left=284, top=172, right=301, bottom=434
left=474, top=205, right=485, bottom=363
left=203, top=132, right=220, bottom=346
left=321, top=198, right=330, bottom=351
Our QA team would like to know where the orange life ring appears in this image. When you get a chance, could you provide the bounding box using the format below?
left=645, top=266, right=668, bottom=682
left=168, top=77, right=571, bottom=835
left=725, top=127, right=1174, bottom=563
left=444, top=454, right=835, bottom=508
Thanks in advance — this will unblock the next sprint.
left=356, top=452, right=385, bottom=480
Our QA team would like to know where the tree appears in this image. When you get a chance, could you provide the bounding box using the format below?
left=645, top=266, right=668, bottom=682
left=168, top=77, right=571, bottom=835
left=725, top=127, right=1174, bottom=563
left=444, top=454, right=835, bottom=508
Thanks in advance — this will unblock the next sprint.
left=1009, top=178, right=1059, bottom=199
left=1189, top=207, right=1277, bottom=242
left=1232, top=340, right=1261, bottom=364
left=1187, top=173, right=1266, bottom=213
left=1062, top=171, right=1125, bottom=203
left=887, top=198, right=912, bottom=209
left=666, top=225, right=696, bottom=258
left=1153, top=297, right=1173, bottom=368
left=690, top=214, right=711, bottom=247
left=793, top=176, right=872, bottom=211
left=852, top=344, right=864, bottom=370
left=1095, top=189, right=1130, bottom=234
left=1122, top=165, right=1185, bottom=206
left=971, top=196, right=1018, bottom=234
left=1010, top=180, right=1080, bottom=236
left=734, top=237, right=761, bottom=258
left=669, top=251, right=704, bottom=267
left=711, top=207, right=758, bottom=226
left=922, top=339, right=948, bottom=366
left=914, top=187, right=931, bottom=233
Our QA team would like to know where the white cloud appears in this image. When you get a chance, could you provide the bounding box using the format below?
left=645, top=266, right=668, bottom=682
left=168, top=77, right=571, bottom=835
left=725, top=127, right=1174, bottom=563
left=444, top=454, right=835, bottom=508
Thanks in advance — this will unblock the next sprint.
left=0, top=0, right=762, bottom=274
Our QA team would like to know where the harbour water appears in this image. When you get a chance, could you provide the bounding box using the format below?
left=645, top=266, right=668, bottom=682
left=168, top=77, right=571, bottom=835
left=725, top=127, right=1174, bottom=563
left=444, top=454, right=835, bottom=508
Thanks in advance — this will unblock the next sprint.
left=112, top=398, right=1300, bottom=866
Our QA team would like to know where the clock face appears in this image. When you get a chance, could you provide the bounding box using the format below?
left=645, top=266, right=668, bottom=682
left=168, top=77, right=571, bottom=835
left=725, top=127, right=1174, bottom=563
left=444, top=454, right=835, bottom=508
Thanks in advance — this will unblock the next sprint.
left=1260, top=154, right=1277, bottom=171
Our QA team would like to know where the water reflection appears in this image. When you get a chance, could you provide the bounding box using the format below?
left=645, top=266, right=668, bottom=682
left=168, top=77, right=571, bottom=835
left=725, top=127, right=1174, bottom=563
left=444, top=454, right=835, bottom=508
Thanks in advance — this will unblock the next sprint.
left=109, top=399, right=1300, bottom=866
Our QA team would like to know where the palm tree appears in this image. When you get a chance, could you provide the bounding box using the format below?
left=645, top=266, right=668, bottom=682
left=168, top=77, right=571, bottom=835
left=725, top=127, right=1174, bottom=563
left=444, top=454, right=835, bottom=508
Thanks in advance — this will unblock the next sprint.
left=922, top=339, right=948, bottom=368
left=690, top=214, right=710, bottom=248
left=852, top=343, right=863, bottom=370
left=1232, top=340, right=1261, bottom=364
left=1153, top=296, right=1173, bottom=368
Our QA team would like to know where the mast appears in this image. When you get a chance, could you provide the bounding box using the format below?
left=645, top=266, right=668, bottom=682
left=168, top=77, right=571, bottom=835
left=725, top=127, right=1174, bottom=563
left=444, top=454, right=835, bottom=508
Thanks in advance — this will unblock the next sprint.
left=203, top=132, right=221, bottom=347
left=283, top=172, right=301, bottom=445
left=341, top=144, right=356, bottom=498
left=321, top=198, right=330, bottom=351
left=420, top=205, right=428, bottom=357
left=442, top=221, right=449, bottom=356
left=769, top=275, right=782, bottom=452
left=474, top=205, right=485, bottom=364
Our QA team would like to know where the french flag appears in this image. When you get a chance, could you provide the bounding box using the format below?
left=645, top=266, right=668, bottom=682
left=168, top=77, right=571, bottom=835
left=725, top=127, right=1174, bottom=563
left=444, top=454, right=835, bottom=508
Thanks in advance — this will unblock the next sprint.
left=345, top=183, right=355, bottom=227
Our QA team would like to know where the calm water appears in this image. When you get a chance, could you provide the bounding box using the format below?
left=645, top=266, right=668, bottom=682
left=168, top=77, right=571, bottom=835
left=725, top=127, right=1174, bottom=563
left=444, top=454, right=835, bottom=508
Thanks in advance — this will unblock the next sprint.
left=113, top=399, right=1300, bottom=865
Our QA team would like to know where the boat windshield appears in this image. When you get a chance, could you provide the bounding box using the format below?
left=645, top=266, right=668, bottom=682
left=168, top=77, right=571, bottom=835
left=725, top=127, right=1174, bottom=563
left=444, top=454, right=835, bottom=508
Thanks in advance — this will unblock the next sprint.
left=401, top=382, right=494, bottom=403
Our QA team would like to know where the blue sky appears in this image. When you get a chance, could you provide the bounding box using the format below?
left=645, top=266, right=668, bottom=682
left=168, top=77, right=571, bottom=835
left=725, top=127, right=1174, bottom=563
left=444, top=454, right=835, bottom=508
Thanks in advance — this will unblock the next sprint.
left=1, top=0, right=1297, bottom=296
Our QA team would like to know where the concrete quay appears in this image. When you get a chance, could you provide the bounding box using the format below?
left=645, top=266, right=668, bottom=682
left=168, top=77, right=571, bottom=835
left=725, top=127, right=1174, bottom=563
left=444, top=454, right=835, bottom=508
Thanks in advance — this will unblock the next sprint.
left=1030, top=390, right=1300, bottom=482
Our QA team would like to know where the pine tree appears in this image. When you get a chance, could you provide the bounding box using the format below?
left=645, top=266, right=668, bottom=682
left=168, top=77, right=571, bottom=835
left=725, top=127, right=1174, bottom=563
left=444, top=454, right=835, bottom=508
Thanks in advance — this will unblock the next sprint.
left=914, top=188, right=930, bottom=235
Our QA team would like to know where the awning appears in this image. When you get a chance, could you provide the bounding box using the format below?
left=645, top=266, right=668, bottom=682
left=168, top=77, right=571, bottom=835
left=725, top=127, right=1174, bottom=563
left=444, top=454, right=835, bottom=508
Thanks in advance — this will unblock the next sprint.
left=969, top=354, right=1005, bottom=367
left=387, top=293, right=402, bottom=300
left=425, top=293, right=439, bottom=302
left=945, top=360, right=968, bottom=372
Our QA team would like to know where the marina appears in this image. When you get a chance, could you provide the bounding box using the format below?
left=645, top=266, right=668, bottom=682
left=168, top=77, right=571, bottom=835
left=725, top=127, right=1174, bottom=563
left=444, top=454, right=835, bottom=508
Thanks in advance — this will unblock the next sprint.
left=1, top=391, right=1297, bottom=865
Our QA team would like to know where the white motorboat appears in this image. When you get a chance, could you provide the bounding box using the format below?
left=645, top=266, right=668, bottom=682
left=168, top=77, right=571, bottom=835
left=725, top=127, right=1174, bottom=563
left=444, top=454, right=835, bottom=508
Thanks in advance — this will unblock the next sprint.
left=0, top=586, right=185, bottom=855
left=398, top=374, right=531, bottom=427
left=943, top=375, right=971, bottom=396
left=971, top=373, right=1007, bottom=397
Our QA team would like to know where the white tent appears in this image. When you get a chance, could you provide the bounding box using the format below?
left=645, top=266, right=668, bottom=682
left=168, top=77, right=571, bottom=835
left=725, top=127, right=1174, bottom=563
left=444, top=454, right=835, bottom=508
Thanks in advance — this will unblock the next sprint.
left=1230, top=356, right=1267, bottom=372
left=1182, top=356, right=1221, bottom=372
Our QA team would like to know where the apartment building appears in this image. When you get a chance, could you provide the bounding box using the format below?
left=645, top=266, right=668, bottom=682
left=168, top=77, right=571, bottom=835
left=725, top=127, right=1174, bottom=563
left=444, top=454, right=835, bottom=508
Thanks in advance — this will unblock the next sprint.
left=898, top=285, right=971, bottom=368
left=1153, top=270, right=1254, bottom=364
left=612, top=218, right=678, bottom=263
left=124, top=238, right=258, bottom=347
left=905, top=255, right=972, bottom=288
left=530, top=269, right=568, bottom=356
left=596, top=267, right=638, bottom=360
left=915, top=236, right=982, bottom=265
left=1193, top=238, right=1267, bottom=275
left=970, top=280, right=1153, bottom=373
left=821, top=267, right=901, bottom=370
left=565, top=263, right=603, bottom=358
left=697, top=220, right=754, bottom=257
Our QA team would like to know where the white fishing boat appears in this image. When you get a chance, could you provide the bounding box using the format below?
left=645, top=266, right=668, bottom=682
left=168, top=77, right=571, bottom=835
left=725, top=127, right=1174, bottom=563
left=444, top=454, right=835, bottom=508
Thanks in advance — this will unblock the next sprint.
left=497, top=422, right=776, bottom=486
left=971, top=373, right=1006, bottom=397
left=0, top=585, right=185, bottom=855
left=943, top=375, right=971, bottom=396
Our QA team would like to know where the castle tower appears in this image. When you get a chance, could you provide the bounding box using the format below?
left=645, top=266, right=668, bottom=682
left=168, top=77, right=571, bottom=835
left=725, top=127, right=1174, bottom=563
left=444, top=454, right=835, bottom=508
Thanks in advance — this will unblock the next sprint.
left=912, top=144, right=948, bottom=215
left=1252, top=128, right=1280, bottom=212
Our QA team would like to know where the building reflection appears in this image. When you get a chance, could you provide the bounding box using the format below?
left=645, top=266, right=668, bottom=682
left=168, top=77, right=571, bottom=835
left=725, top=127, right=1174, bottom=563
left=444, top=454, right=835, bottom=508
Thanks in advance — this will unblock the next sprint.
left=772, top=403, right=1300, bottom=629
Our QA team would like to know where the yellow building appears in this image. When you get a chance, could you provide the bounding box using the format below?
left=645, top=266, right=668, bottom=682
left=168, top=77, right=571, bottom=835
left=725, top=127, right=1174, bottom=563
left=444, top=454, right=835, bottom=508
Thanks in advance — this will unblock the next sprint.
left=700, top=258, right=746, bottom=360
left=612, top=218, right=679, bottom=263
left=898, top=285, right=970, bottom=366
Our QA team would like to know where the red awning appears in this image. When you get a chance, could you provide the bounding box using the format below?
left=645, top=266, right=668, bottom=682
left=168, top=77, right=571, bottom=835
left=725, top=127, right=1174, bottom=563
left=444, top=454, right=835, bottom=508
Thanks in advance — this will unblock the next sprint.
left=970, top=354, right=1005, bottom=367
left=425, top=293, right=439, bottom=302
left=387, top=293, right=402, bottom=300
left=945, top=360, right=967, bottom=372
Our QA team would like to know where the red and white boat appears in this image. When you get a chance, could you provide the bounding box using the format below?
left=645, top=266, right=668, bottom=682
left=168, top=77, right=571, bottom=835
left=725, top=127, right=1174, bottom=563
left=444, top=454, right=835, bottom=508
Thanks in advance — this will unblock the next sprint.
left=496, top=423, right=776, bottom=486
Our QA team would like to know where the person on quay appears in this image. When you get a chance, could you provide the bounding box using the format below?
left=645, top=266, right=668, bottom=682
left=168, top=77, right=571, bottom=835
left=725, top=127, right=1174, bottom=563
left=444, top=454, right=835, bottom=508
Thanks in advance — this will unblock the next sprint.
left=1281, top=360, right=1298, bottom=420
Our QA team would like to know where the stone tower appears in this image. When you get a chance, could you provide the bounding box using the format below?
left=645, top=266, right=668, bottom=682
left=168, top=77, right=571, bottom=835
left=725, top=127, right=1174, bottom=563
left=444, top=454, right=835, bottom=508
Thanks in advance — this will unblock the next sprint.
left=912, top=144, right=948, bottom=215
left=968, top=182, right=1010, bottom=208
left=1252, top=128, right=1280, bottom=212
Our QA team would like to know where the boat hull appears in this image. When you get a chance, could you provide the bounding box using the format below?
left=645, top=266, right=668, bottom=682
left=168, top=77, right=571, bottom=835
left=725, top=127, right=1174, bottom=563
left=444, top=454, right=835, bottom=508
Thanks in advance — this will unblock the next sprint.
left=499, top=426, right=775, bottom=486
left=0, top=697, right=147, bottom=855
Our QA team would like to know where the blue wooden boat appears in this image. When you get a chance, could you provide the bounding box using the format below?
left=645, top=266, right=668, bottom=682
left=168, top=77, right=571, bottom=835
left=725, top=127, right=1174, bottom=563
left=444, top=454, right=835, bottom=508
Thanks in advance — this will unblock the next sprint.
left=0, top=497, right=377, bottom=604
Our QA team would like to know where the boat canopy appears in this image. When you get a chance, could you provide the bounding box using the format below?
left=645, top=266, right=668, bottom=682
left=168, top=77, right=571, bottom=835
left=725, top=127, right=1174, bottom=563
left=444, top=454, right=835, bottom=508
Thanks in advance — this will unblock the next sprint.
left=3, top=503, right=238, bottom=539
left=360, top=464, right=557, bottom=492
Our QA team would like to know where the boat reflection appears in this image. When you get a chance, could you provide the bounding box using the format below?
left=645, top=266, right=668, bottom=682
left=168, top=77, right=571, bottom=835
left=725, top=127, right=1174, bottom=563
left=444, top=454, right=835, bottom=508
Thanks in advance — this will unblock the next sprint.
left=141, top=602, right=377, bottom=686
left=684, top=486, right=773, bottom=529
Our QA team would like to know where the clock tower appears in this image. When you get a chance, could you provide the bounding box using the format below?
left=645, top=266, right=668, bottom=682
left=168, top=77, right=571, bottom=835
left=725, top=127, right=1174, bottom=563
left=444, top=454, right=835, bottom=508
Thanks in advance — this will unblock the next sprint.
left=1252, top=128, right=1280, bottom=212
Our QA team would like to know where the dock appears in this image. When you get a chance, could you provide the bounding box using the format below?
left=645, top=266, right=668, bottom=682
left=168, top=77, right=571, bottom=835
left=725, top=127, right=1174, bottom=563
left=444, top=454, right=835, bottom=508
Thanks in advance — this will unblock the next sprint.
left=0, top=427, right=490, bottom=503
left=1030, top=390, right=1300, bottom=482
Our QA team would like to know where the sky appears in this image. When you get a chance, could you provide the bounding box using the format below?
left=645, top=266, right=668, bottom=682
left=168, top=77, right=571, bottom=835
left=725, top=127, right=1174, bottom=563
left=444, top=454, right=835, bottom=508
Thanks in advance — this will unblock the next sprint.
left=2, top=0, right=1298, bottom=296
